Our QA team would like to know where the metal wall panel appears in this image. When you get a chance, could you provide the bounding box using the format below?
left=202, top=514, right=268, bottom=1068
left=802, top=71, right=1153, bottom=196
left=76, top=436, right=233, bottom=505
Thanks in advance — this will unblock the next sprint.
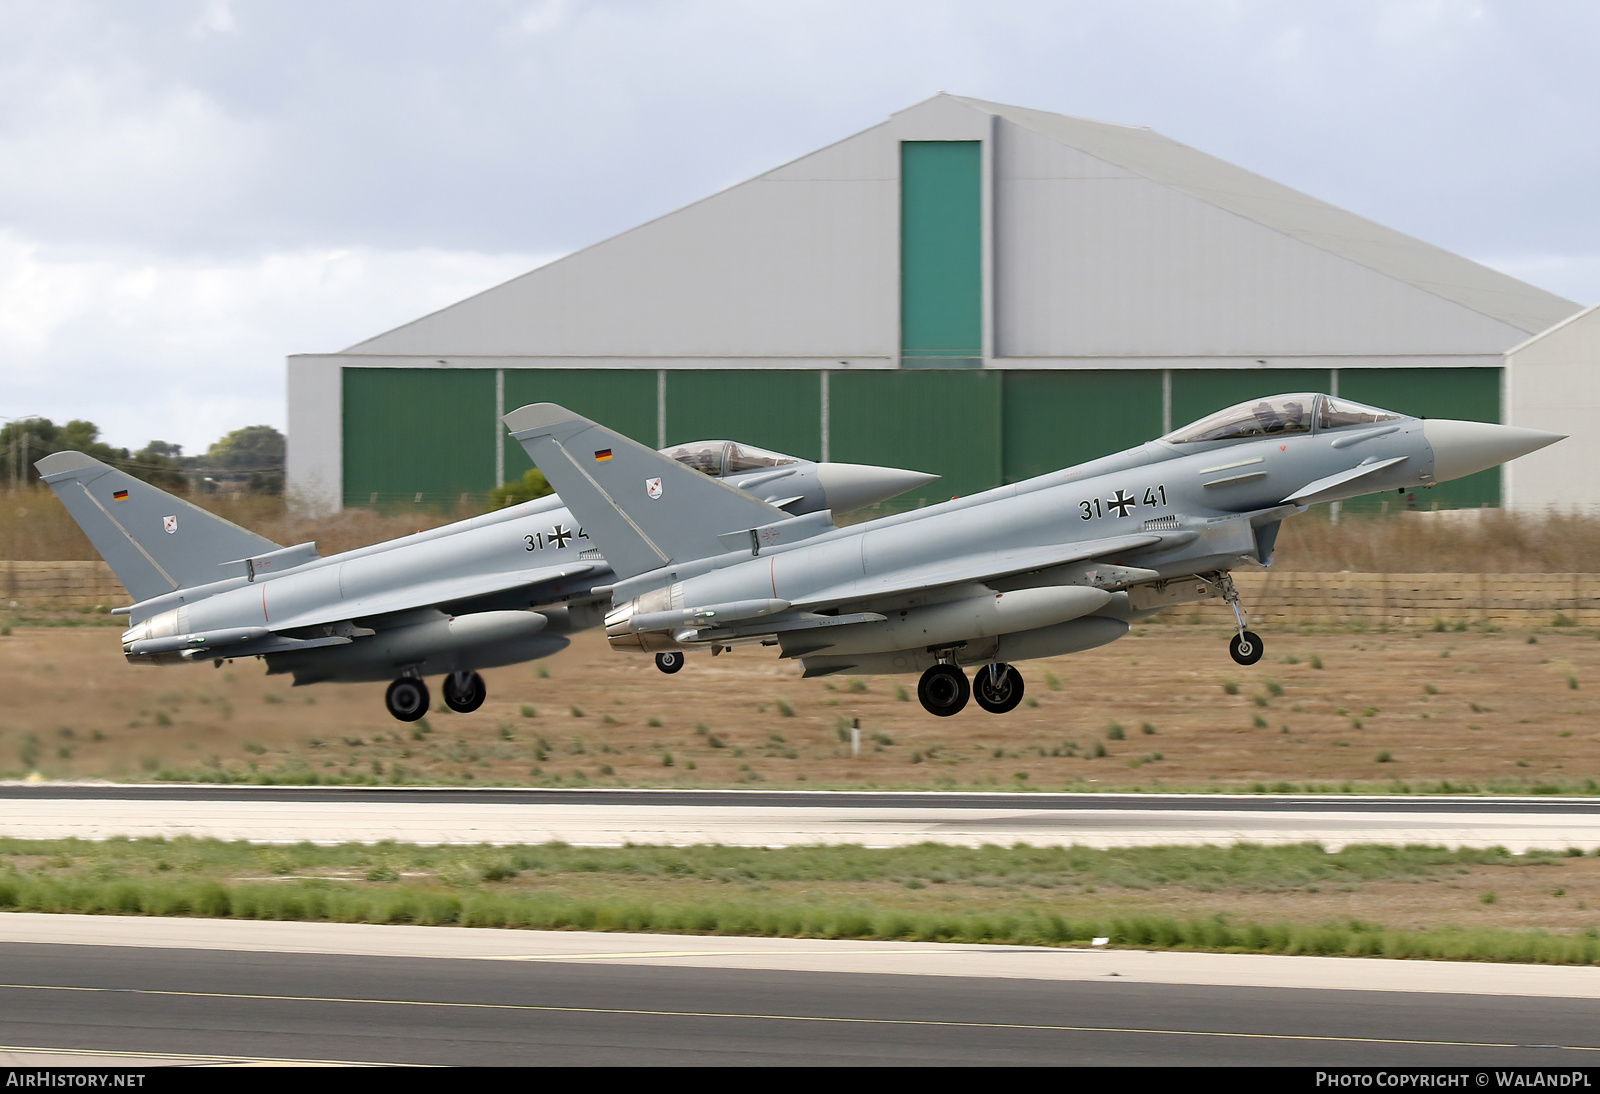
left=1001, top=370, right=1165, bottom=482
left=1505, top=304, right=1600, bottom=510
left=1338, top=367, right=1501, bottom=509
left=350, top=127, right=898, bottom=359
left=342, top=368, right=496, bottom=508
left=664, top=370, right=822, bottom=460
left=992, top=119, right=1526, bottom=359
left=901, top=141, right=983, bottom=364
left=500, top=369, right=658, bottom=483
left=286, top=357, right=343, bottom=513
left=829, top=371, right=1001, bottom=504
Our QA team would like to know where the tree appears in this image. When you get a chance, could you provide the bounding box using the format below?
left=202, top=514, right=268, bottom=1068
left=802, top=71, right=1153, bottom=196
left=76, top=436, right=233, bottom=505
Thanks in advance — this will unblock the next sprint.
left=206, top=425, right=285, bottom=495
left=488, top=467, right=554, bottom=508
left=130, top=441, right=189, bottom=493
left=1, top=418, right=128, bottom=487
left=207, top=425, right=284, bottom=470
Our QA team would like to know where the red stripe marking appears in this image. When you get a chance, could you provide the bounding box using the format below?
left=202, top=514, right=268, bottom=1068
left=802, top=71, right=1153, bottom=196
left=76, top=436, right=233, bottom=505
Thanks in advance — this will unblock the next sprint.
left=262, top=584, right=269, bottom=623
left=771, top=557, right=777, bottom=597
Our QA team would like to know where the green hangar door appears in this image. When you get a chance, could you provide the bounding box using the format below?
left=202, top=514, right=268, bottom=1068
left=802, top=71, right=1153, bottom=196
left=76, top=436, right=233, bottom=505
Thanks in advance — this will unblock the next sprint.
left=342, top=368, right=497, bottom=508
left=900, top=140, right=982, bottom=368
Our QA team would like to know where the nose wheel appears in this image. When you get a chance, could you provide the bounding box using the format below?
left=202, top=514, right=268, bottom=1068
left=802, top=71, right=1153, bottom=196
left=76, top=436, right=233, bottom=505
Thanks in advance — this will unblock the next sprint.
left=443, top=670, right=487, bottom=713
left=655, top=651, right=685, bottom=674
left=384, top=677, right=431, bottom=722
left=1229, top=631, right=1264, bottom=666
left=917, top=664, right=970, bottom=717
left=1214, top=570, right=1265, bottom=666
left=973, top=663, right=1025, bottom=714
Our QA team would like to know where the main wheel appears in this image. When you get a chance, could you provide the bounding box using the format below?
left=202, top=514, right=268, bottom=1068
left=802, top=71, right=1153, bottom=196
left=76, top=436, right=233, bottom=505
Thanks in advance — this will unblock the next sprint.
left=917, top=664, right=970, bottom=717
left=1229, top=630, right=1264, bottom=666
left=385, top=677, right=431, bottom=722
left=973, top=664, right=1025, bottom=714
left=442, top=670, right=487, bottom=713
left=655, top=651, right=685, bottom=674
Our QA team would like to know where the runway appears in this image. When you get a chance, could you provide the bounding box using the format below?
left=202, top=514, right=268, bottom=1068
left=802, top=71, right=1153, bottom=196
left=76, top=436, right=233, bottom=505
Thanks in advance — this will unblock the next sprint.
left=1, top=785, right=1597, bottom=850
left=2, top=915, right=1599, bottom=1066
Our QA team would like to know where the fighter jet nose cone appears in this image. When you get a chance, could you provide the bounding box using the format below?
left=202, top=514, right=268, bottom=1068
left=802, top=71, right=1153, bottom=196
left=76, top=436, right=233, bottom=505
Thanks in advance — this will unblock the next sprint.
left=1422, top=419, right=1566, bottom=483
left=815, top=463, right=939, bottom=512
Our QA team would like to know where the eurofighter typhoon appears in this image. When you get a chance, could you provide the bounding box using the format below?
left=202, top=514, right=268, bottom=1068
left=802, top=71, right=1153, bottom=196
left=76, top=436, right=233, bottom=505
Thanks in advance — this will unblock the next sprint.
left=504, top=394, right=1563, bottom=717
left=35, top=442, right=934, bottom=720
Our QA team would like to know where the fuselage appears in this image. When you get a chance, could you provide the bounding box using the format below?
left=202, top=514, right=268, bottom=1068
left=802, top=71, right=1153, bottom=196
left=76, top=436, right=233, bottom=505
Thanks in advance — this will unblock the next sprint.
left=602, top=398, right=1440, bottom=674
left=119, top=492, right=607, bottom=681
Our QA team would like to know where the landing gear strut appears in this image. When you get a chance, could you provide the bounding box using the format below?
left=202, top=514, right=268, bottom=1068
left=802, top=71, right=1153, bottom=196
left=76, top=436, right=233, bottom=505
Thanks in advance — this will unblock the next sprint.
left=655, top=651, right=685, bottom=674
left=1216, top=571, right=1264, bottom=666
left=384, top=676, right=430, bottom=722
left=917, top=663, right=970, bottom=717
left=443, top=670, right=487, bottom=713
left=973, top=663, right=1025, bottom=714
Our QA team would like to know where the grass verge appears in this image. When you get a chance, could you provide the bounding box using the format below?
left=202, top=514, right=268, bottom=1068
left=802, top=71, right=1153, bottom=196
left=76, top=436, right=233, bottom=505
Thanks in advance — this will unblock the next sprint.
left=4, top=838, right=1600, bottom=965
left=5, top=873, right=1598, bottom=965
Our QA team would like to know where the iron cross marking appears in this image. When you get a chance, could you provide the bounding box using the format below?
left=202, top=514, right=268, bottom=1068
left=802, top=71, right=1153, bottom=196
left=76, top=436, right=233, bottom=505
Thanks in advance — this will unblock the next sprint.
left=1106, top=489, right=1136, bottom=518
left=548, top=524, right=574, bottom=549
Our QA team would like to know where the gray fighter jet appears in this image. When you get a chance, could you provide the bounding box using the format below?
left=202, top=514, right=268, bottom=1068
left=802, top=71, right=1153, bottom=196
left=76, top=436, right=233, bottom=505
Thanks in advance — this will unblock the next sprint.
left=35, top=441, right=934, bottom=720
left=504, top=393, right=1563, bottom=717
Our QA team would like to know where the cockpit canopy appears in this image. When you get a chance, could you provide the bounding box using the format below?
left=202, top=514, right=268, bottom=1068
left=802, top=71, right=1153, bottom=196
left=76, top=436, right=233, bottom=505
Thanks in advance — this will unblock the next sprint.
left=1163, top=394, right=1401, bottom=444
left=663, top=440, right=800, bottom=477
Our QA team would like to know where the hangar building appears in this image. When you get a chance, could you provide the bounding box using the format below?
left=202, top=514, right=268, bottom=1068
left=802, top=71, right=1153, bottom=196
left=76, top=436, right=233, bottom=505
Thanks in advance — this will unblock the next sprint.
left=286, top=94, right=1586, bottom=514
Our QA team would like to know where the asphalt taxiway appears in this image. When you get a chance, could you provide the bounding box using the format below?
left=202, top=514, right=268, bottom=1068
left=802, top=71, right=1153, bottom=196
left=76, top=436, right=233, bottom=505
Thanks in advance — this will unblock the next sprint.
left=1, top=785, right=1596, bottom=850
left=2, top=915, right=1599, bottom=1066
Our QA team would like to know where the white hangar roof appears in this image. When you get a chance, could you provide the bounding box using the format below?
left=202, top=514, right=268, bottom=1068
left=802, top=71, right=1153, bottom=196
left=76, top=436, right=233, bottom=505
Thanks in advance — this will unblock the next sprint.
left=336, top=94, right=1579, bottom=365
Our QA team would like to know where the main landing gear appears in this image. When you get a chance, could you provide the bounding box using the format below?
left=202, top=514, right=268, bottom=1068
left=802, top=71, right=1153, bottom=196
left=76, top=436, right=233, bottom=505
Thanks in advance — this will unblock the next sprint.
left=917, top=664, right=969, bottom=717
left=385, top=676, right=430, bottom=722
left=917, top=661, right=1025, bottom=717
left=973, top=663, right=1026, bottom=714
left=1216, top=571, right=1265, bottom=666
left=383, top=670, right=487, bottom=721
left=655, top=651, right=685, bottom=674
left=443, top=671, right=487, bottom=713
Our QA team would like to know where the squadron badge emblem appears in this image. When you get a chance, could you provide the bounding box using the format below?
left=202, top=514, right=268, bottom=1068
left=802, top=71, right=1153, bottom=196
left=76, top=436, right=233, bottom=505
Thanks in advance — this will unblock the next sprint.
left=162, top=515, right=178, bottom=535
left=645, top=477, right=663, bottom=500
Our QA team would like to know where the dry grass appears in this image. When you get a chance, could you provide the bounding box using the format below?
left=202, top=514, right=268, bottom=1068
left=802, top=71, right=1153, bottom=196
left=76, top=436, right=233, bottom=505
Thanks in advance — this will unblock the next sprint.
left=0, top=485, right=467, bottom=561
left=3, top=840, right=1599, bottom=960
left=3, top=621, right=1600, bottom=792
left=1275, top=509, right=1600, bottom=573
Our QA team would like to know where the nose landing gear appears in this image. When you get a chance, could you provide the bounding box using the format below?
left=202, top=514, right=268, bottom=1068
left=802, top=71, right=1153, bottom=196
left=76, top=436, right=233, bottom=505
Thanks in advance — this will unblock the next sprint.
left=1216, top=571, right=1265, bottom=666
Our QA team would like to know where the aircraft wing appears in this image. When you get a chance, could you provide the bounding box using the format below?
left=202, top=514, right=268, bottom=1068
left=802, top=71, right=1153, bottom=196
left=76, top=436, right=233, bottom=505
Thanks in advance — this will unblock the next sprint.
left=264, top=563, right=595, bottom=632
left=790, top=533, right=1163, bottom=610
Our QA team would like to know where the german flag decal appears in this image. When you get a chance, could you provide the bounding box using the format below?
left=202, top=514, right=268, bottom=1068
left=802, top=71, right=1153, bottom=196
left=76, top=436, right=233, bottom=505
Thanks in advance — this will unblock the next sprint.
left=112, top=489, right=129, bottom=501
left=594, top=449, right=613, bottom=461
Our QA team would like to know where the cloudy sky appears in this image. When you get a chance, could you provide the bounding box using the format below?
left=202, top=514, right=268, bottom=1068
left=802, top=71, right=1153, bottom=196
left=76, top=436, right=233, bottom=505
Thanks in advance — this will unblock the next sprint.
left=3, top=0, right=1598, bottom=454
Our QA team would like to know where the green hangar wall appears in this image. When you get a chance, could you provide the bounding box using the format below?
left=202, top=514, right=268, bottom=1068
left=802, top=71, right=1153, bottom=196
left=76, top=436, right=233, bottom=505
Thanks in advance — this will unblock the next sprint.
left=339, top=365, right=1504, bottom=512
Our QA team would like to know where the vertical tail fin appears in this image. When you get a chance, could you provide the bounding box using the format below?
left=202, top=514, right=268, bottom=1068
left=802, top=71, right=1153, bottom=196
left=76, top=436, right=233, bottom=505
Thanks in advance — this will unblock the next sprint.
left=35, top=451, right=280, bottom=603
left=503, top=403, right=784, bottom=579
